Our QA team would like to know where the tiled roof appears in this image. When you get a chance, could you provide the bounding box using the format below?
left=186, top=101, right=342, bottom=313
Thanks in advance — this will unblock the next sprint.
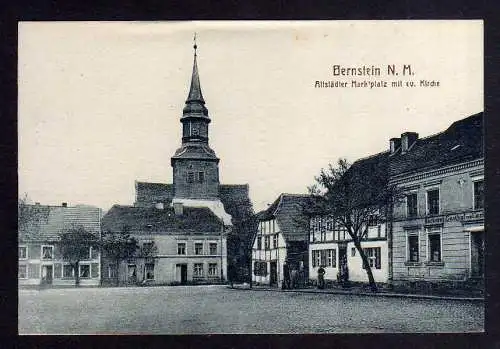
left=19, top=205, right=101, bottom=242
left=101, top=205, right=223, bottom=235
left=256, top=194, right=314, bottom=242
left=389, top=112, right=483, bottom=177
left=135, top=181, right=173, bottom=207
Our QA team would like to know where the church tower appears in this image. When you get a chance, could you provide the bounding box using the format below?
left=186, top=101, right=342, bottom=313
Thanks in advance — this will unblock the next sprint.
left=171, top=37, right=231, bottom=225
left=171, top=38, right=220, bottom=200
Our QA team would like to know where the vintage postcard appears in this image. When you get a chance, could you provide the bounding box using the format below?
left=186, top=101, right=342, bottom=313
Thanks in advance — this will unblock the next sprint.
left=18, top=20, right=483, bottom=334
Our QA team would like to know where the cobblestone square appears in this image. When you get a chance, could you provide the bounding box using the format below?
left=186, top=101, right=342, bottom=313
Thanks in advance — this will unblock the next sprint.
left=19, top=285, right=484, bottom=334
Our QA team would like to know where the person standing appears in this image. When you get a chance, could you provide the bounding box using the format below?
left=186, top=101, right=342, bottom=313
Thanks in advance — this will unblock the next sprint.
left=282, top=262, right=290, bottom=289
left=317, top=266, right=326, bottom=289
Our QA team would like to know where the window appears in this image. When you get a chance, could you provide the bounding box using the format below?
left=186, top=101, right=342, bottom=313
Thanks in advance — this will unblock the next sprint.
left=351, top=247, right=356, bottom=257
left=41, top=246, right=53, bottom=260
left=256, top=236, right=262, bottom=250
left=408, top=234, right=419, bottom=262
left=313, top=249, right=336, bottom=267
left=363, top=247, right=381, bottom=269
left=145, top=263, right=155, bottom=280
left=79, top=264, right=90, bottom=278
left=19, top=264, right=27, bottom=279
left=208, top=263, right=217, bottom=277
left=474, top=180, right=484, bottom=210
left=193, top=263, right=204, bottom=277
left=187, top=172, right=195, bottom=183
left=326, top=249, right=336, bottom=267
left=209, top=243, right=217, bottom=255
left=320, top=249, right=327, bottom=267
left=90, top=246, right=99, bottom=260
left=177, top=243, right=186, bottom=255
left=428, top=233, right=441, bottom=262
left=194, top=243, right=203, bottom=255
left=272, top=234, right=278, bottom=249
left=264, top=236, right=270, bottom=249
left=198, top=171, right=204, bottom=183
left=108, top=264, right=117, bottom=278
left=312, top=250, right=321, bottom=268
left=19, top=246, right=27, bottom=260
left=253, top=261, right=267, bottom=276
left=368, top=215, right=378, bottom=226
left=406, top=193, right=418, bottom=217
left=63, top=264, right=74, bottom=278
left=320, top=230, right=327, bottom=241
left=427, top=189, right=440, bottom=215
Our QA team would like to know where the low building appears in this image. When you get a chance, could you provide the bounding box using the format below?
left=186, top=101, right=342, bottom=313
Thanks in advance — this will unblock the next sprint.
left=100, top=204, right=227, bottom=285
left=251, top=194, right=312, bottom=287
left=18, top=203, right=102, bottom=287
left=389, top=113, right=484, bottom=286
left=308, top=152, right=390, bottom=285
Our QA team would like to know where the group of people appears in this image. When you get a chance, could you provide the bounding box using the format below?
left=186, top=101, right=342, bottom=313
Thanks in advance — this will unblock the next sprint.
left=282, top=262, right=304, bottom=289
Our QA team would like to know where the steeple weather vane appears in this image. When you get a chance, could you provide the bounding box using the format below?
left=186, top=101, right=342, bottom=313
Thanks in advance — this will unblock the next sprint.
left=193, top=32, right=197, bottom=55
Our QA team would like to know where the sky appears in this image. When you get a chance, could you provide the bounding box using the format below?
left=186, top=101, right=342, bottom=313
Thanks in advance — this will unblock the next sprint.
left=18, top=21, right=483, bottom=212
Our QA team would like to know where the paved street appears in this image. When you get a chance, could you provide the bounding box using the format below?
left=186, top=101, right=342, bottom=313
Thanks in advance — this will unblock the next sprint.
left=19, top=285, right=483, bottom=334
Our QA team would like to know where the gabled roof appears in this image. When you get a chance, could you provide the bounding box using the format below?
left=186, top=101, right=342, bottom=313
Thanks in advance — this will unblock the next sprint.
left=19, top=204, right=101, bottom=242
left=256, top=194, right=314, bottom=242
left=101, top=204, right=222, bottom=235
left=389, top=112, right=483, bottom=177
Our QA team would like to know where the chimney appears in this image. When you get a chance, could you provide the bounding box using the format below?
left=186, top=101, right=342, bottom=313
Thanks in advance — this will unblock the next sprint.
left=389, top=137, right=401, bottom=154
left=173, top=202, right=183, bottom=216
left=155, top=202, right=164, bottom=210
left=62, top=202, right=68, bottom=207
left=400, top=132, right=418, bottom=153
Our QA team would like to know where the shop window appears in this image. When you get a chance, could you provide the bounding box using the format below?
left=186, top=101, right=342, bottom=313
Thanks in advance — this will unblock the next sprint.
left=428, top=233, right=441, bottom=262
left=408, top=234, right=419, bottom=262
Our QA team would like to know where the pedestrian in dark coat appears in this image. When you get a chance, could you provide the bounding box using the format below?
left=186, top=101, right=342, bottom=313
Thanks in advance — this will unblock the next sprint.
left=317, top=266, right=326, bottom=289
left=282, top=262, right=290, bottom=289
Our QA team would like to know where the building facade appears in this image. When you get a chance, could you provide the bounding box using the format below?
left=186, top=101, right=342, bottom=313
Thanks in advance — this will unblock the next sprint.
left=18, top=203, right=102, bottom=287
left=389, top=113, right=484, bottom=285
left=101, top=205, right=226, bottom=285
left=251, top=194, right=311, bottom=287
left=309, top=213, right=388, bottom=284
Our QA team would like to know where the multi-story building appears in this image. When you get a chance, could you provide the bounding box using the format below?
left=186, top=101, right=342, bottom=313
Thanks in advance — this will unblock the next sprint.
left=308, top=152, right=390, bottom=285
left=389, top=113, right=484, bottom=286
left=101, top=41, right=254, bottom=284
left=18, top=203, right=102, bottom=287
left=251, top=194, right=312, bottom=287
left=100, top=204, right=226, bottom=285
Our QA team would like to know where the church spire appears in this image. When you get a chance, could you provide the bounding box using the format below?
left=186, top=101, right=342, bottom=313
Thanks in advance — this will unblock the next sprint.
left=186, top=33, right=205, bottom=104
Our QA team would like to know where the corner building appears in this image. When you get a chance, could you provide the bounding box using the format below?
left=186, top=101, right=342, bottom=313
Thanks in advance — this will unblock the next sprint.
left=389, top=113, right=484, bottom=286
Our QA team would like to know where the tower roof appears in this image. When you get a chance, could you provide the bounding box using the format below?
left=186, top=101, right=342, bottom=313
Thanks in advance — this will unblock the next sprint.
left=183, top=38, right=209, bottom=118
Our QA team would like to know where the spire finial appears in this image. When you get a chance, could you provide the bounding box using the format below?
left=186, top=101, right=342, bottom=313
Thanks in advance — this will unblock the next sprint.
left=193, top=32, right=197, bottom=55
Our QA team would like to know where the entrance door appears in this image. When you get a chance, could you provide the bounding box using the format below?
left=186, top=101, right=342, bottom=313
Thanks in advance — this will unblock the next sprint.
left=176, top=264, right=188, bottom=284
left=42, top=265, right=53, bottom=285
left=471, top=232, right=484, bottom=277
left=338, top=243, right=348, bottom=281
left=270, top=261, right=277, bottom=286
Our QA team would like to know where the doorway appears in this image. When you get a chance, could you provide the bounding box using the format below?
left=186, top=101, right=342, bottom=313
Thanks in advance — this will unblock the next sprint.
left=270, top=261, right=277, bottom=286
left=470, top=231, right=484, bottom=278
left=176, top=264, right=188, bottom=284
left=41, top=265, right=53, bottom=285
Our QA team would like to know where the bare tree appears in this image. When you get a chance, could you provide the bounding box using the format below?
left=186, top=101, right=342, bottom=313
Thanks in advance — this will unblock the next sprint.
left=311, top=157, right=396, bottom=292
left=59, top=225, right=100, bottom=287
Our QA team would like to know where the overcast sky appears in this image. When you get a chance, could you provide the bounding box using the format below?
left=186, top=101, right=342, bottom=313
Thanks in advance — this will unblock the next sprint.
left=18, top=21, right=483, bottom=212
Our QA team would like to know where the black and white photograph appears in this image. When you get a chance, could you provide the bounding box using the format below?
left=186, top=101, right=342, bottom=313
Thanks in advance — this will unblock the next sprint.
left=18, top=20, right=484, bottom=334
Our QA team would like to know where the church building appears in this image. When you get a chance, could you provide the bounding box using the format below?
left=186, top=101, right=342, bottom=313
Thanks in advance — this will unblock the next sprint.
left=101, top=40, right=254, bottom=286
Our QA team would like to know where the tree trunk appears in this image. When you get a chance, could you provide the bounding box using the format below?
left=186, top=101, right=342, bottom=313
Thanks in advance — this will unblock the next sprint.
left=74, top=261, right=80, bottom=287
left=354, top=240, right=378, bottom=292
